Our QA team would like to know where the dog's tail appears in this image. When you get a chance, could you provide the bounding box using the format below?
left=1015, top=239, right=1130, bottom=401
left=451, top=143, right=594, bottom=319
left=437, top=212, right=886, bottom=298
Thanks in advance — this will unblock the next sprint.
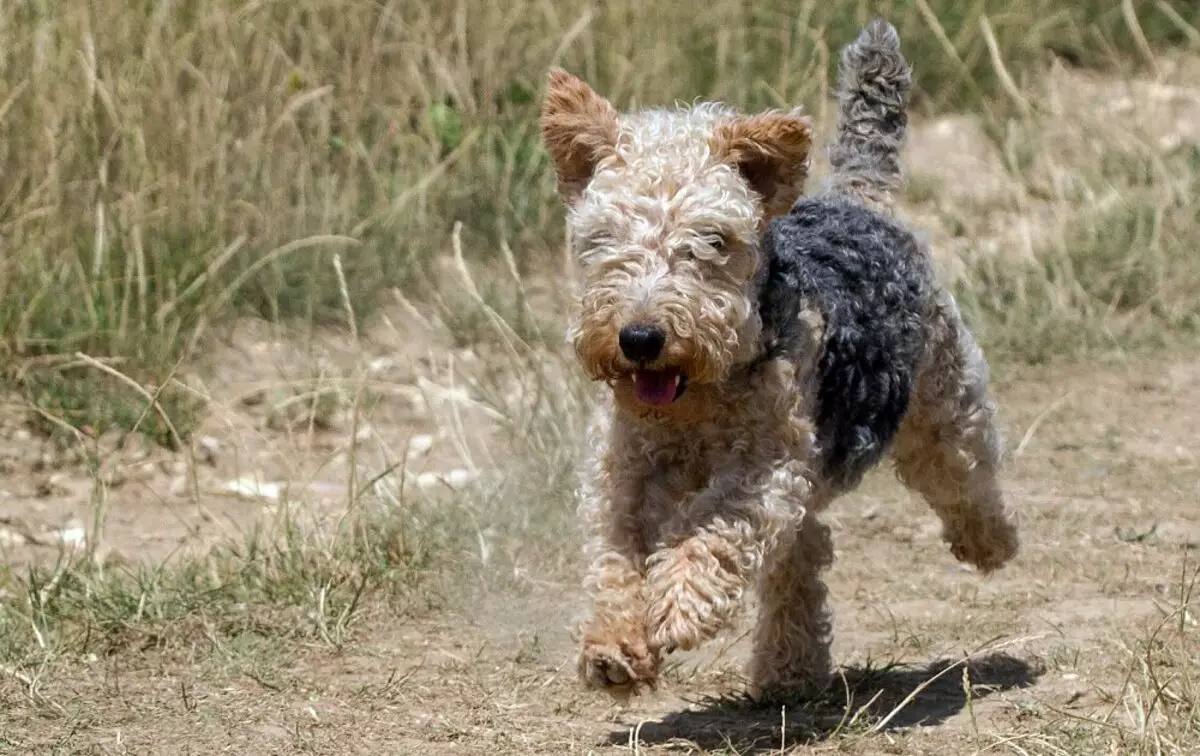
left=823, top=18, right=912, bottom=210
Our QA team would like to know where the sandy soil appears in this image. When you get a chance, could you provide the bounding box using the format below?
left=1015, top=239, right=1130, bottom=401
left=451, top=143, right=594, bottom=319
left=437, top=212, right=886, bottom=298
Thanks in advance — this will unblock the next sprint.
left=3, top=350, right=1199, bottom=753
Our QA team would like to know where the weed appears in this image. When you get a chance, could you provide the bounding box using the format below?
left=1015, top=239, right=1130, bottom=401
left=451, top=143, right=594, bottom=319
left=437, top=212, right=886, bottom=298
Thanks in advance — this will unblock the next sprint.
left=2, top=0, right=1198, bottom=440
left=956, top=143, right=1200, bottom=364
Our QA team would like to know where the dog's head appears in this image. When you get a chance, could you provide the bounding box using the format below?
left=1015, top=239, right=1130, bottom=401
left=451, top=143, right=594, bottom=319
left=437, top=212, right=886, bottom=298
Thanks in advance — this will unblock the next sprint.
left=541, top=69, right=812, bottom=408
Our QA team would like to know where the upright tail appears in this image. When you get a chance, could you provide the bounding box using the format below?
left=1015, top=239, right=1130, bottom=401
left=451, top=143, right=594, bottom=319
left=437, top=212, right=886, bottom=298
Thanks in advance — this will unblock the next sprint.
left=823, top=18, right=912, bottom=210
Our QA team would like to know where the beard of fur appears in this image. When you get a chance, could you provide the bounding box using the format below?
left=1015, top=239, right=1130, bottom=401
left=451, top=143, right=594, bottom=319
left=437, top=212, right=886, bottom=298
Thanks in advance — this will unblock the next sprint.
left=568, top=261, right=759, bottom=386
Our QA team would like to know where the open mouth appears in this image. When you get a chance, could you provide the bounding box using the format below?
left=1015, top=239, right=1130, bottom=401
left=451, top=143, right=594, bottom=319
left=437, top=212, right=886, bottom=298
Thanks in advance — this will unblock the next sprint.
left=632, top=368, right=688, bottom=406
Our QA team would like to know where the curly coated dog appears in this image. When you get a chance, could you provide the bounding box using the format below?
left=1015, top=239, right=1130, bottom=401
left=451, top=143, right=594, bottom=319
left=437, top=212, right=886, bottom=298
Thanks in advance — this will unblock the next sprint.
left=540, top=18, right=1019, bottom=699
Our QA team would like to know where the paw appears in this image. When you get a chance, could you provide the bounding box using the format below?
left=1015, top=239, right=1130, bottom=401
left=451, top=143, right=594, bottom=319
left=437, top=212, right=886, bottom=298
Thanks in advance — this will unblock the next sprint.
left=948, top=513, right=1019, bottom=573
left=747, top=640, right=833, bottom=702
left=578, top=635, right=659, bottom=695
left=747, top=670, right=832, bottom=703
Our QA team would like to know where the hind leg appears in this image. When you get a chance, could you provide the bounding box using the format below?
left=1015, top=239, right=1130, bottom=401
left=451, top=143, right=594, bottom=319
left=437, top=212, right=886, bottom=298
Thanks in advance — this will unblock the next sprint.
left=892, top=292, right=1018, bottom=573
left=747, top=509, right=835, bottom=699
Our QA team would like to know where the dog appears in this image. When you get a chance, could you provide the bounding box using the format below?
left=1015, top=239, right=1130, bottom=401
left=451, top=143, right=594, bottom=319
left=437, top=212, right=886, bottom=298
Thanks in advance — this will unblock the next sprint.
left=540, top=18, right=1019, bottom=699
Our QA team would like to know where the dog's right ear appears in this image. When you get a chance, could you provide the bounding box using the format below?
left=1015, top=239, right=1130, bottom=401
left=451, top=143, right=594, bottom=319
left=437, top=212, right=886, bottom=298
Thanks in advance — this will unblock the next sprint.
left=540, top=69, right=620, bottom=203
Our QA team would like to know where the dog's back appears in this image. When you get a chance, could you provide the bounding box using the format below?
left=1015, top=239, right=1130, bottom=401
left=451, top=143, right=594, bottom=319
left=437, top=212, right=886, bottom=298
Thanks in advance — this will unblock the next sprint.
left=757, top=19, right=929, bottom=491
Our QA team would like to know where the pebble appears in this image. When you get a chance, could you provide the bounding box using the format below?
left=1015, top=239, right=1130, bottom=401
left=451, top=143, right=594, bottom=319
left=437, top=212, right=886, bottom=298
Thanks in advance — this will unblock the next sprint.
left=221, top=477, right=284, bottom=502
left=407, top=434, right=434, bottom=458
left=197, top=436, right=221, bottom=466
left=415, top=468, right=476, bottom=491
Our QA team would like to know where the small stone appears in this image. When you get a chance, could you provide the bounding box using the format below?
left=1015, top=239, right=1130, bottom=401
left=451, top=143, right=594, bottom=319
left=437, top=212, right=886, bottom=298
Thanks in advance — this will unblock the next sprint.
left=407, top=434, right=434, bottom=458
left=221, top=477, right=283, bottom=503
left=169, top=475, right=189, bottom=497
left=367, top=357, right=394, bottom=374
left=126, top=436, right=150, bottom=463
left=444, top=468, right=475, bottom=490
left=415, top=468, right=476, bottom=491
left=160, top=459, right=188, bottom=477
left=197, top=436, right=221, bottom=466
left=58, top=522, right=86, bottom=548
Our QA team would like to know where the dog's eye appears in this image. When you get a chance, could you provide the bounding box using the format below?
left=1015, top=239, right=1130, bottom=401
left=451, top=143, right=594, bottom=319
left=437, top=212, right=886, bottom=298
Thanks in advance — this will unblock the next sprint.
left=682, top=234, right=732, bottom=262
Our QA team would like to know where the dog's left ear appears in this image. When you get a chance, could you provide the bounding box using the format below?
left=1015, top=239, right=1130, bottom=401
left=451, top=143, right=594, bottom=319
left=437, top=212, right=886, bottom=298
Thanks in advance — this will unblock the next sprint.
left=712, top=112, right=813, bottom=219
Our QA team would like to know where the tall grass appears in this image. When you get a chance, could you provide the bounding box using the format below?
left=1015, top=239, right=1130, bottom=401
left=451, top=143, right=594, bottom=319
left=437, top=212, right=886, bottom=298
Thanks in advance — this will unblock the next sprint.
left=1, top=0, right=1198, bottom=439
left=956, top=141, right=1200, bottom=364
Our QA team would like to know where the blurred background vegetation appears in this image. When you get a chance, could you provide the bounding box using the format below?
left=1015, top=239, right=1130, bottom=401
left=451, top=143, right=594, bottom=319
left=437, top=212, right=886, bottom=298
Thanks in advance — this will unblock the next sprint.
left=0, top=0, right=1197, bottom=442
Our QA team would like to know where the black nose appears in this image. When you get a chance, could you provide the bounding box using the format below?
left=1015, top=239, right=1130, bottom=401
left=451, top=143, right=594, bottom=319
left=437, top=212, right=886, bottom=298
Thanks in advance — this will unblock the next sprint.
left=618, top=324, right=666, bottom=362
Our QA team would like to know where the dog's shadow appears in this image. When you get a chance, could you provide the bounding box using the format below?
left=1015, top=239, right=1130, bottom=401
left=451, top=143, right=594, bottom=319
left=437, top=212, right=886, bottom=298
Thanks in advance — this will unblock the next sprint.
left=608, top=652, right=1040, bottom=752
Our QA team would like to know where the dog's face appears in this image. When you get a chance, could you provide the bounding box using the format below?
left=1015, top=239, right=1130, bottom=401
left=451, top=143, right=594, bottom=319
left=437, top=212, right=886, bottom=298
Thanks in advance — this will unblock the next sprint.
left=541, top=69, right=812, bottom=407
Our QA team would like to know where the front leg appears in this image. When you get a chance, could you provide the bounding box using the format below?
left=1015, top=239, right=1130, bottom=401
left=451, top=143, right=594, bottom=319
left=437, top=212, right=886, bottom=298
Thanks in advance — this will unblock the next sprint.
left=575, top=413, right=660, bottom=694
left=645, top=462, right=809, bottom=654
left=577, top=549, right=659, bottom=693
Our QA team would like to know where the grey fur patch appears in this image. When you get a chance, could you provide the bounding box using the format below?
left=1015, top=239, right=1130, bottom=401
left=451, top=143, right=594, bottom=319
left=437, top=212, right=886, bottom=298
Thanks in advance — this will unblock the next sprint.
left=759, top=198, right=931, bottom=489
left=822, top=17, right=913, bottom=207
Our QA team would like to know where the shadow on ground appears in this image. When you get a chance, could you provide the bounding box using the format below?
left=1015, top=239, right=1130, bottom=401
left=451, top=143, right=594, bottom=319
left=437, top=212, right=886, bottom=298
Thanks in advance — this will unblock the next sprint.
left=610, top=652, right=1041, bottom=752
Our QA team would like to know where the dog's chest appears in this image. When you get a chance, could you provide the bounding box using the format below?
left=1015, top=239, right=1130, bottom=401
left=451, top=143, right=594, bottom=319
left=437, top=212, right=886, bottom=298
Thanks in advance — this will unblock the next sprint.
left=638, top=423, right=759, bottom=504
left=635, top=434, right=723, bottom=532
left=645, top=430, right=726, bottom=486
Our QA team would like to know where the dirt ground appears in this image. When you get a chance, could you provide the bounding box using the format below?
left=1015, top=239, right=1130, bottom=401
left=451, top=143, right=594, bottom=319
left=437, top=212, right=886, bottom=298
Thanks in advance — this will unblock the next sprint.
left=3, top=346, right=1198, bottom=754
left=4, top=72, right=1200, bottom=752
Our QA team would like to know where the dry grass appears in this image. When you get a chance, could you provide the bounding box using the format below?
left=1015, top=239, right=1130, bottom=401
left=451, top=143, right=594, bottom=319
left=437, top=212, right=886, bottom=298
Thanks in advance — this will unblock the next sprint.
left=954, top=131, right=1200, bottom=364
left=1, top=0, right=1198, bottom=437
left=1, top=0, right=1200, bottom=753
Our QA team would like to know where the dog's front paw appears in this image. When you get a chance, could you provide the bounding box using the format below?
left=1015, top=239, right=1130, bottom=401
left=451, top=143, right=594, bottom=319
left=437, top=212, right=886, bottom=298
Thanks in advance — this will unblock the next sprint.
left=578, top=632, right=660, bottom=695
left=747, top=654, right=833, bottom=703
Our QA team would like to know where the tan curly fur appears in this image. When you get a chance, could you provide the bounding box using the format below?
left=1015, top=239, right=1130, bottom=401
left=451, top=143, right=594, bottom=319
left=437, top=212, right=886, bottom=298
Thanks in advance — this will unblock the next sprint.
left=543, top=20, right=1019, bottom=700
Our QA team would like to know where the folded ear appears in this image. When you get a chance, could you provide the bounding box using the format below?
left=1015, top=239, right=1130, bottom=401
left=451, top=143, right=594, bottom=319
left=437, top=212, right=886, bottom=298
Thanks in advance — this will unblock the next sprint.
left=712, top=112, right=813, bottom=219
left=540, top=68, right=620, bottom=203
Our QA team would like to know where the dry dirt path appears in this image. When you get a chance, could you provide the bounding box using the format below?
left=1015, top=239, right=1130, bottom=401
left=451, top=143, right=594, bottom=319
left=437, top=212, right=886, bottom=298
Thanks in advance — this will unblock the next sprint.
left=3, top=351, right=1200, bottom=754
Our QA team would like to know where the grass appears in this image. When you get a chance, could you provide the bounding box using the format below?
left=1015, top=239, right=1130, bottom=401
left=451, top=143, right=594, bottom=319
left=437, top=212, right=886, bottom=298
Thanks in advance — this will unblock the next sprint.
left=1, top=0, right=1198, bottom=440
left=955, top=141, right=1200, bottom=365
left=0, top=243, right=587, bottom=671
left=0, top=451, right=456, bottom=666
left=1, top=0, right=1200, bottom=752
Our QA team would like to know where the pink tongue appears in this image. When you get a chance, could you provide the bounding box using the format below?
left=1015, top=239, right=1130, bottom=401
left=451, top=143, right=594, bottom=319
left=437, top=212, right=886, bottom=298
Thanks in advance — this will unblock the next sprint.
left=633, top=371, right=679, bottom=406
